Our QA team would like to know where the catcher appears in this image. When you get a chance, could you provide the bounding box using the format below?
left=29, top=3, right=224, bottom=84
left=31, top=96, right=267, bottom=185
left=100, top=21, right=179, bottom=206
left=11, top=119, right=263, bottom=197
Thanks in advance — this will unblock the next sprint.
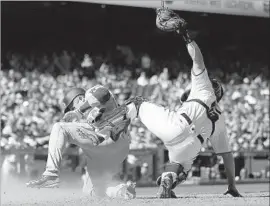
left=26, top=85, right=136, bottom=199
left=125, top=7, right=242, bottom=198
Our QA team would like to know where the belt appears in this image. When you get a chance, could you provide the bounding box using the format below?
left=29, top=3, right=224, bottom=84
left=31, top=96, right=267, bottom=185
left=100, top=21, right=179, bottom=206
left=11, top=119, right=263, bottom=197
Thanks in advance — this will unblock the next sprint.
left=180, top=113, right=204, bottom=144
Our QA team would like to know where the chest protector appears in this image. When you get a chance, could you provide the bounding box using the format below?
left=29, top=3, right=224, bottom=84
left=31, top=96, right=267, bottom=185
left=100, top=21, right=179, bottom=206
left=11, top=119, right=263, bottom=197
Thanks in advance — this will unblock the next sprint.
left=185, top=99, right=221, bottom=136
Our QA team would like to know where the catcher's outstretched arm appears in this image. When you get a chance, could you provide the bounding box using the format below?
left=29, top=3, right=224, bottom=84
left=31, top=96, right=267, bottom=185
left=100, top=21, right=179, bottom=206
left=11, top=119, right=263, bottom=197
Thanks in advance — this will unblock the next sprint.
left=186, top=41, right=206, bottom=76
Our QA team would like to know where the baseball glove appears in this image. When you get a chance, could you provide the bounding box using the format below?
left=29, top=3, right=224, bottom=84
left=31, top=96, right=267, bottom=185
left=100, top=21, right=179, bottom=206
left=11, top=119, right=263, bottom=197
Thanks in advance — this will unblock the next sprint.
left=156, top=7, right=187, bottom=33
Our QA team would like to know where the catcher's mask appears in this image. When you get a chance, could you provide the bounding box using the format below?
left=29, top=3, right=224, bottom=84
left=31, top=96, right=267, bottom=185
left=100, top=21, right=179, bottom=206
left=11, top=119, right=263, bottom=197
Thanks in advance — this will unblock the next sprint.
left=63, top=88, right=86, bottom=113
left=181, top=79, right=224, bottom=103
left=211, top=78, right=224, bottom=102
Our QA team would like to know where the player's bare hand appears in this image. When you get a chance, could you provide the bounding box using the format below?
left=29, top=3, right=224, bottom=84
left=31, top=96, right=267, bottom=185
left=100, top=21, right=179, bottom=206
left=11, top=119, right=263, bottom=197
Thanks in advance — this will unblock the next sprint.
left=224, top=186, right=243, bottom=197
left=62, top=111, right=82, bottom=122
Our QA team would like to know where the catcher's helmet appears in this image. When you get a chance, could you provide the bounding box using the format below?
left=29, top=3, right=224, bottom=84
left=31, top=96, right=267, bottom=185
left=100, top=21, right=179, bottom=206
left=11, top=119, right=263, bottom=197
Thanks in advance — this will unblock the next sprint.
left=180, top=79, right=224, bottom=103
left=211, top=79, right=224, bottom=102
left=63, top=88, right=85, bottom=113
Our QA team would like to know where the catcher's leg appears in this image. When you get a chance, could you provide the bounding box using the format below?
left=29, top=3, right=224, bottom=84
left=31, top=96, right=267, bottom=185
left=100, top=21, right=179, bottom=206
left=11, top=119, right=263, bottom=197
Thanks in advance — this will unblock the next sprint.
left=156, top=136, right=202, bottom=198
left=128, top=101, right=187, bottom=143
left=140, top=102, right=188, bottom=142
left=156, top=163, right=188, bottom=198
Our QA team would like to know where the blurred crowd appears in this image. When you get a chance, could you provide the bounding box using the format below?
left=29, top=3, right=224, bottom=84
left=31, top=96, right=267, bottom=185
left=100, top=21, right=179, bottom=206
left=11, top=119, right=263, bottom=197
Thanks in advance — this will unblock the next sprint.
left=1, top=49, right=269, bottom=153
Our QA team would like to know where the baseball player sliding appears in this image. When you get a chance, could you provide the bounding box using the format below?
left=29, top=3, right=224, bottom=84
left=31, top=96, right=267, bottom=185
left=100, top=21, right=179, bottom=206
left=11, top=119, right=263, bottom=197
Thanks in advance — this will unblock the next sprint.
left=125, top=7, right=242, bottom=198
left=26, top=85, right=136, bottom=199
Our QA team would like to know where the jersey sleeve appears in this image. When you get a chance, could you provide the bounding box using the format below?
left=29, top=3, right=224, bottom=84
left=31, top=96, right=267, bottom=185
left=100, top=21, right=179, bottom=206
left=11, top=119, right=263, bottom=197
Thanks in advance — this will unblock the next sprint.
left=188, top=69, right=215, bottom=102
left=209, top=113, right=231, bottom=154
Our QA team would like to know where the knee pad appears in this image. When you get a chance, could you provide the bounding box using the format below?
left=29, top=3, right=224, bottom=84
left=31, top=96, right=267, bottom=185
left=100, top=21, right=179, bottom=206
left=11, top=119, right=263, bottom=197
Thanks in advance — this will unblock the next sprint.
left=156, top=174, right=179, bottom=189
left=177, top=171, right=188, bottom=184
left=156, top=162, right=188, bottom=189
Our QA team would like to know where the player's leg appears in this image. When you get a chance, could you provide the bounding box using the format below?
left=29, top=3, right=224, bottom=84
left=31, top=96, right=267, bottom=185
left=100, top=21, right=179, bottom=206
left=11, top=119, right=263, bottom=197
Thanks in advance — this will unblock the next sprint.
left=127, top=97, right=201, bottom=198
left=26, top=122, right=104, bottom=188
left=45, top=122, right=103, bottom=175
left=82, top=168, right=94, bottom=195
left=82, top=135, right=130, bottom=197
left=126, top=98, right=188, bottom=143
left=156, top=136, right=202, bottom=198
left=139, top=102, right=188, bottom=143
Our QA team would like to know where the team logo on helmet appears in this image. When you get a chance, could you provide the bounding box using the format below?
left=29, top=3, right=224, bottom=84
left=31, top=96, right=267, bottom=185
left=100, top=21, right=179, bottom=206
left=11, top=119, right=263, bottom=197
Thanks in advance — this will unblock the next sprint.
left=89, top=85, right=103, bottom=93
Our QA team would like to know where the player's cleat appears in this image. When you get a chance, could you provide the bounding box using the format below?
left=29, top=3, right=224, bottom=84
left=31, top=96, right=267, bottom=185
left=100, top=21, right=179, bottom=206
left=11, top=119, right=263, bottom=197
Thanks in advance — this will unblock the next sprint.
left=125, top=181, right=136, bottom=199
left=106, top=181, right=136, bottom=199
left=157, top=173, right=174, bottom=198
left=171, top=190, right=177, bottom=198
left=224, top=187, right=243, bottom=197
left=26, top=175, right=60, bottom=188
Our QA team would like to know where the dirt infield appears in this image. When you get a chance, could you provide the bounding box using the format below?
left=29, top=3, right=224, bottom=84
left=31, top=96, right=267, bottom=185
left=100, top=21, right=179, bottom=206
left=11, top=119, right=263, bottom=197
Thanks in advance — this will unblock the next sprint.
left=1, top=180, right=269, bottom=206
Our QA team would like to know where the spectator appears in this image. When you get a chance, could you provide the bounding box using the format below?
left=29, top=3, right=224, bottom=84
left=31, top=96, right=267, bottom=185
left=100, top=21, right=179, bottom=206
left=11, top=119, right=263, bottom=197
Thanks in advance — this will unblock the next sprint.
left=0, top=48, right=269, bottom=155
left=137, top=72, right=149, bottom=86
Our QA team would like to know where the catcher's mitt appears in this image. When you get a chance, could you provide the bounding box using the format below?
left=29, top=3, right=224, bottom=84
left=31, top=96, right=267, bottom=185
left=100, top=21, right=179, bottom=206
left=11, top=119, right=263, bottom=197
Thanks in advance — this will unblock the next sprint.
left=156, top=7, right=187, bottom=33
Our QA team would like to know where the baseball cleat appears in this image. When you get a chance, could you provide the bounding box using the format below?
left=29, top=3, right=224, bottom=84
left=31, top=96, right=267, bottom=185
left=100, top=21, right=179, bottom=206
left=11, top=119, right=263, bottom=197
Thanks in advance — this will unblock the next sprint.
left=105, top=181, right=136, bottom=199
left=157, top=173, right=174, bottom=198
left=125, top=181, right=136, bottom=199
left=26, top=175, right=60, bottom=188
left=171, top=190, right=177, bottom=198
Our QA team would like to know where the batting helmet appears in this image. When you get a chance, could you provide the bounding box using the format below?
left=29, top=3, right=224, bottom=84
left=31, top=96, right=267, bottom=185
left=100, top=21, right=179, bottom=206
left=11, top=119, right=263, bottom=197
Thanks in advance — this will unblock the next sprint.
left=63, top=88, right=86, bottom=113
